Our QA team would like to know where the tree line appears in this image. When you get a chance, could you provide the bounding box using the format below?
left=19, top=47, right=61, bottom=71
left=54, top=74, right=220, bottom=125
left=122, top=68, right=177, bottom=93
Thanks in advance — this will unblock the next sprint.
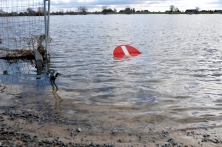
left=51, top=5, right=222, bottom=15
left=0, top=7, right=44, bottom=16
left=1, top=5, right=222, bottom=16
left=166, top=5, right=222, bottom=14
left=52, top=6, right=146, bottom=15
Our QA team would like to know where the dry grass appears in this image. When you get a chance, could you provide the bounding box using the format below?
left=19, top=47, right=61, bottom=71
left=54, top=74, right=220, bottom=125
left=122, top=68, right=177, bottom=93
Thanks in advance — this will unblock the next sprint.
left=2, top=49, right=35, bottom=60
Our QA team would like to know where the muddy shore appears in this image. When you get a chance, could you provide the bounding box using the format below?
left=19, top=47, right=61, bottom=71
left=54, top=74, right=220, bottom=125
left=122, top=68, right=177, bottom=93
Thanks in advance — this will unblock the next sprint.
left=1, top=92, right=222, bottom=147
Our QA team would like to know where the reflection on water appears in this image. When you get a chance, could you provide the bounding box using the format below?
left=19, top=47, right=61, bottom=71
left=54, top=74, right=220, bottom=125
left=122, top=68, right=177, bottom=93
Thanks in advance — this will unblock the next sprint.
left=1, top=14, right=222, bottom=131
left=50, top=76, right=63, bottom=110
left=0, top=60, right=49, bottom=93
left=0, top=59, right=62, bottom=110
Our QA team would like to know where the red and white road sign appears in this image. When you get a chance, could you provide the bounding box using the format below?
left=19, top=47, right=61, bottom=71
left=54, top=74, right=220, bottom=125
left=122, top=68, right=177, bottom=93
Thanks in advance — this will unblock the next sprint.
left=113, top=45, right=141, bottom=58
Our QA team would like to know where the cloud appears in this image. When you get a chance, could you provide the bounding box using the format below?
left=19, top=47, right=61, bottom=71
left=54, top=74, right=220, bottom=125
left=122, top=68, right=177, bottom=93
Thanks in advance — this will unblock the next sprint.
left=52, top=0, right=71, bottom=4
left=208, top=0, right=222, bottom=4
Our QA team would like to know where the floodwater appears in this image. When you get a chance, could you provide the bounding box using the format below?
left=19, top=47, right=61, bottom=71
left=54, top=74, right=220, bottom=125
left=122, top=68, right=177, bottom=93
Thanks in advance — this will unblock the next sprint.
left=1, top=14, right=222, bottom=134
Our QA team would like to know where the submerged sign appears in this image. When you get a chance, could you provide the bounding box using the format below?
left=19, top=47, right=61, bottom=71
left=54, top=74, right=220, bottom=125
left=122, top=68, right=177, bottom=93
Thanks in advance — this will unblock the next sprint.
left=113, top=45, right=141, bottom=58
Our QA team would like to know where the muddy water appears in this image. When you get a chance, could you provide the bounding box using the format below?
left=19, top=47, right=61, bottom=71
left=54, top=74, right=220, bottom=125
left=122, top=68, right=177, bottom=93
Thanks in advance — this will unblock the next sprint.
left=1, top=14, right=222, bottom=135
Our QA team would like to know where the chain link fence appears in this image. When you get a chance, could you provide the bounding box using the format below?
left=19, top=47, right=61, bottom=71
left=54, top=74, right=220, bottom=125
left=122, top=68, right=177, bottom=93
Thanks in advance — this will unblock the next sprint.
left=0, top=0, right=48, bottom=59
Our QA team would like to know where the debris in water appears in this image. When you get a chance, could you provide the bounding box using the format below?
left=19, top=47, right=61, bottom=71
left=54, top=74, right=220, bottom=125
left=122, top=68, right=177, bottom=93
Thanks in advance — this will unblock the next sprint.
left=0, top=35, right=50, bottom=60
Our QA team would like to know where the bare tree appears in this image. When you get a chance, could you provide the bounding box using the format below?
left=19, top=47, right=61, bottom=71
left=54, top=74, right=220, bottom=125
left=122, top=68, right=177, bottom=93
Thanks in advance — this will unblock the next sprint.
left=170, top=5, right=175, bottom=12
left=60, top=9, right=64, bottom=15
left=0, top=9, right=4, bottom=13
left=78, top=6, right=87, bottom=15
left=194, top=7, right=200, bottom=14
left=37, top=7, right=44, bottom=13
left=125, top=6, right=131, bottom=14
left=36, top=7, right=44, bottom=16
left=101, top=6, right=107, bottom=11
left=101, top=5, right=108, bottom=14
left=27, top=8, right=36, bottom=16
left=175, top=7, right=180, bottom=12
left=0, top=9, right=4, bottom=16
left=195, top=7, right=200, bottom=12
left=169, top=5, right=180, bottom=12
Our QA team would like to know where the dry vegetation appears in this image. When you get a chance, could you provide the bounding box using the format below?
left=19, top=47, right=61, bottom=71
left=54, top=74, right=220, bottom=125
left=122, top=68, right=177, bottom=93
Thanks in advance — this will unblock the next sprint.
left=0, top=35, right=50, bottom=60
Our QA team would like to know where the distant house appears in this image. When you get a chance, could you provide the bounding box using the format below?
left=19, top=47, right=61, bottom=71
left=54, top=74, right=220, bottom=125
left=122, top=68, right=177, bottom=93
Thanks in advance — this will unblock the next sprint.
left=185, top=9, right=198, bottom=13
left=144, top=10, right=149, bottom=12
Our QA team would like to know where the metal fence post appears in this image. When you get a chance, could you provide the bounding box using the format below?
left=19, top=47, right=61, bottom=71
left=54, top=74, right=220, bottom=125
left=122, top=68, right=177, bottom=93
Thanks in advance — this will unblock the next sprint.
left=44, top=0, right=50, bottom=59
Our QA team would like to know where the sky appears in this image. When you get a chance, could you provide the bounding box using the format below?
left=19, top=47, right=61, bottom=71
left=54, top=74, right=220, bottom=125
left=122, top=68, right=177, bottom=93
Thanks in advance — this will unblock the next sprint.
left=50, top=0, right=222, bottom=12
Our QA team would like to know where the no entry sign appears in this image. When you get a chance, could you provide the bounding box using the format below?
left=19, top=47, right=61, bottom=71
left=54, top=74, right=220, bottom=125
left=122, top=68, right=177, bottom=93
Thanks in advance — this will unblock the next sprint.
left=113, top=45, right=141, bottom=58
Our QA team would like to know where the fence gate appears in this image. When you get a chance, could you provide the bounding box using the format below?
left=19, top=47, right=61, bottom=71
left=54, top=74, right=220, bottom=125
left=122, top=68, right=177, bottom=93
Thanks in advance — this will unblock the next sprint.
left=0, top=0, right=50, bottom=60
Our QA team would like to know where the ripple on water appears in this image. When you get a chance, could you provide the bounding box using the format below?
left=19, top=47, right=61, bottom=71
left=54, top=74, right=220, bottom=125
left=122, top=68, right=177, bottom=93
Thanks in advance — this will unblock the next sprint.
left=1, top=15, right=222, bottom=132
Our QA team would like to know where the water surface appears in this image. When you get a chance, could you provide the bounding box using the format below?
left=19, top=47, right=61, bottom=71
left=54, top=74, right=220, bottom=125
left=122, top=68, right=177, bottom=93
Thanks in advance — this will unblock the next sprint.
left=1, top=14, right=222, bottom=132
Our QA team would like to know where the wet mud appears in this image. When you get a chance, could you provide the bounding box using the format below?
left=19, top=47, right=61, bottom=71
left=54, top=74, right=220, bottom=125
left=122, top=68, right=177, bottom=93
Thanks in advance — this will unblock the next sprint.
left=1, top=92, right=222, bottom=147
